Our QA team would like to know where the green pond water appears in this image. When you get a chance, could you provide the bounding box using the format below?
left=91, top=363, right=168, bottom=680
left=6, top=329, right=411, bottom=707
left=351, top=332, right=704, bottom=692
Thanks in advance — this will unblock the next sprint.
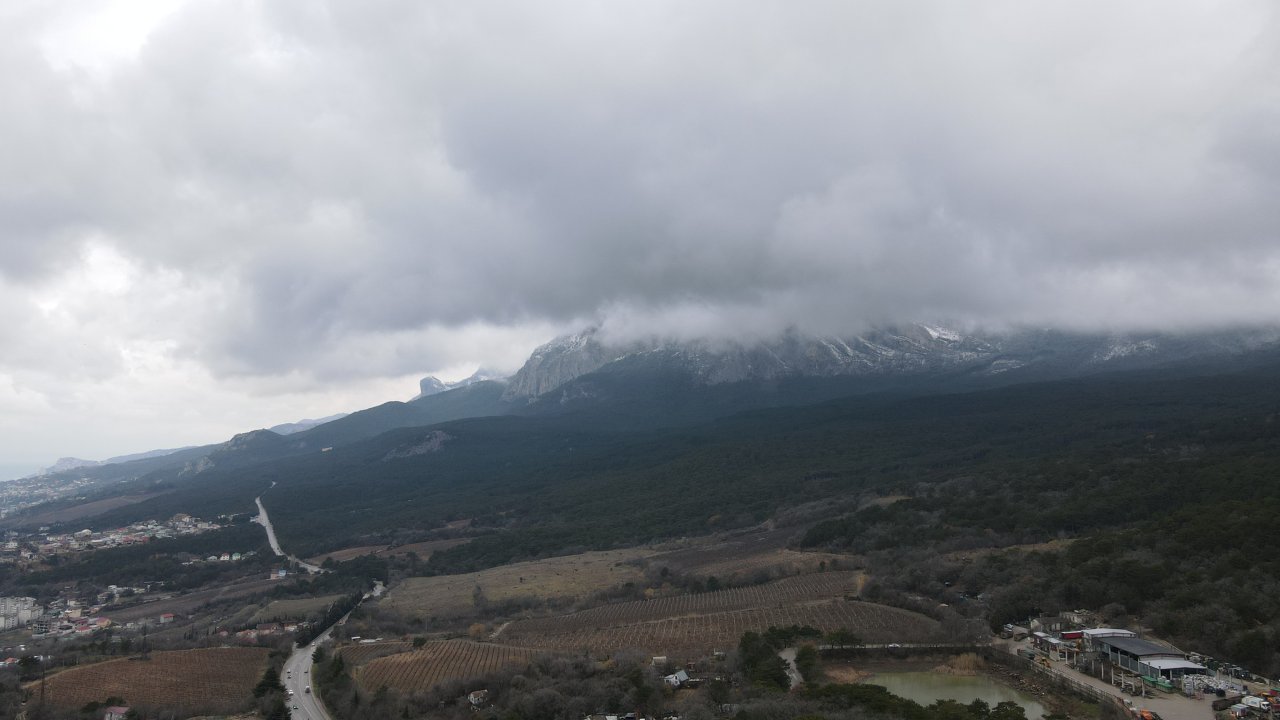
left=862, top=671, right=1048, bottom=718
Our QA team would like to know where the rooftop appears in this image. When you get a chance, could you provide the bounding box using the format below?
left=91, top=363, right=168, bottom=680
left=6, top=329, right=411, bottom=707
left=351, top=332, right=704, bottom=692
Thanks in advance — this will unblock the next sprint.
left=1082, top=628, right=1136, bottom=638
left=1144, top=658, right=1207, bottom=671
left=1097, top=635, right=1183, bottom=658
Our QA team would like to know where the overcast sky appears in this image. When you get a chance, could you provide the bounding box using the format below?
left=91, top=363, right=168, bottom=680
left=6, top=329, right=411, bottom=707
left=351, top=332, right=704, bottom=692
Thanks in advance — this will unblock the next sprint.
left=1, top=0, right=1277, bottom=474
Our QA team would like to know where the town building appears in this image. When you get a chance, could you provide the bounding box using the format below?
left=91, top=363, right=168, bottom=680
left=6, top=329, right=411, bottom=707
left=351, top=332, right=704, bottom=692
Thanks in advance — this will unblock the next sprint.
left=0, top=596, right=42, bottom=629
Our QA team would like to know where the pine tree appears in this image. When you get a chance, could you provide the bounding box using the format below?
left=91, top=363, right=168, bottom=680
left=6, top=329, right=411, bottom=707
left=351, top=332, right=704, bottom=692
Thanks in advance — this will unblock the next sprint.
left=254, top=667, right=285, bottom=698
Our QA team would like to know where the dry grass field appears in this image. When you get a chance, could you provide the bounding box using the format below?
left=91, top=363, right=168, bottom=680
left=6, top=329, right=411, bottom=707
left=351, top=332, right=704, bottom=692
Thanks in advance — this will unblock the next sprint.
left=655, top=546, right=856, bottom=581
left=387, top=539, right=471, bottom=558
left=309, top=545, right=384, bottom=563
left=33, top=647, right=271, bottom=714
left=103, top=576, right=284, bottom=622
left=308, top=538, right=471, bottom=564
left=381, top=547, right=655, bottom=619
left=646, top=528, right=857, bottom=582
left=249, top=593, right=346, bottom=623
left=943, top=538, right=1075, bottom=563
left=355, top=640, right=543, bottom=694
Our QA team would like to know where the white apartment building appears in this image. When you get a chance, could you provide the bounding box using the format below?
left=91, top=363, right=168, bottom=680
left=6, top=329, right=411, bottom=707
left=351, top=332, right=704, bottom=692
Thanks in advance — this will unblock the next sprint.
left=0, top=596, right=42, bottom=629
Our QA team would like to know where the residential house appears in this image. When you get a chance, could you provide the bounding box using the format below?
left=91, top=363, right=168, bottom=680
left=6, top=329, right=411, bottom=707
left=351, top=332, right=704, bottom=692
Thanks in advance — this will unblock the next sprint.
left=1065, top=609, right=1095, bottom=626
left=663, top=670, right=690, bottom=688
left=1030, top=615, right=1066, bottom=633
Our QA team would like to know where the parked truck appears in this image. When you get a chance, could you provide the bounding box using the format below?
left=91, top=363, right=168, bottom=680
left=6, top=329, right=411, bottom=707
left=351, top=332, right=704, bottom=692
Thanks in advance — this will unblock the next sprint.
left=1242, top=695, right=1271, bottom=712
left=1212, top=695, right=1244, bottom=711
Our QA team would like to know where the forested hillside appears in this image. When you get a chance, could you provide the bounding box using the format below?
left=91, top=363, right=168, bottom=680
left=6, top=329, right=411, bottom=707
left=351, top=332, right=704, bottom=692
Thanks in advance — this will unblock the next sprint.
left=13, top=352, right=1280, bottom=674
left=74, top=357, right=1280, bottom=562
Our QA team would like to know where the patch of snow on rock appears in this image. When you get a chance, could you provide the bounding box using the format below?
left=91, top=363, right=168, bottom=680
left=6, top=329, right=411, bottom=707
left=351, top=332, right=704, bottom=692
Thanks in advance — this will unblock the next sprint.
left=1092, top=339, right=1158, bottom=363
left=922, top=324, right=963, bottom=342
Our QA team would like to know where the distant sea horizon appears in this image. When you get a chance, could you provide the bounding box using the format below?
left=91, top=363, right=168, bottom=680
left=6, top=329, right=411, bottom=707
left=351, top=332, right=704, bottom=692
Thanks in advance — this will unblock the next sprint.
left=0, top=463, right=41, bottom=482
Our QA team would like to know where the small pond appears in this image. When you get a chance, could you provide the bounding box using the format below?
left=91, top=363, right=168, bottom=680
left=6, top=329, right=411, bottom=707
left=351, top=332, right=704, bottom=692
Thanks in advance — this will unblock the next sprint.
left=862, top=671, right=1048, bottom=719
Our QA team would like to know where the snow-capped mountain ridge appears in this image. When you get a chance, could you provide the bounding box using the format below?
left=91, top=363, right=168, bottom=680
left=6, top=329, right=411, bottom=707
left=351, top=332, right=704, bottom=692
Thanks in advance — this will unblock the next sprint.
left=502, top=324, right=1280, bottom=401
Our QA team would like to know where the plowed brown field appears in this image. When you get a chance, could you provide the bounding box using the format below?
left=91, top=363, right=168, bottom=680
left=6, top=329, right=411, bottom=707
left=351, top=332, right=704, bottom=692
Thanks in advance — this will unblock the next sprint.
left=33, top=647, right=270, bottom=714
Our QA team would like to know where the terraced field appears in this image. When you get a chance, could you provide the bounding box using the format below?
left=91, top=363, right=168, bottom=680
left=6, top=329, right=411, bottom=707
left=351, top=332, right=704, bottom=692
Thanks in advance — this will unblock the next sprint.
left=355, top=640, right=543, bottom=693
left=505, top=571, right=862, bottom=636
left=494, top=571, right=935, bottom=658
left=504, top=598, right=938, bottom=658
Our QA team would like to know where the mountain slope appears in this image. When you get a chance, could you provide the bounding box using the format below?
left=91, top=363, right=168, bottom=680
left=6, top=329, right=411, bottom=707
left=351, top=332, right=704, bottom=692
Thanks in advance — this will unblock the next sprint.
left=0, top=381, right=517, bottom=528
left=22, top=325, right=1279, bottom=501
left=297, top=380, right=514, bottom=449
left=268, top=414, right=348, bottom=435
left=16, top=325, right=1280, bottom=539
left=66, top=352, right=1280, bottom=567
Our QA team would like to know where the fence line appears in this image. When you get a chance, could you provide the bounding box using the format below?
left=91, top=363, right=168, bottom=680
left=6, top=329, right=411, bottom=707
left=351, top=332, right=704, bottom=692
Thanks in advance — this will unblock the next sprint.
left=988, top=650, right=1131, bottom=719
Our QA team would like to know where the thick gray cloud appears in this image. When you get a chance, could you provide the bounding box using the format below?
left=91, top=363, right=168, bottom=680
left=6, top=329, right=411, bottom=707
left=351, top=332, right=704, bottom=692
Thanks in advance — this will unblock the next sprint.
left=1, top=0, right=1278, bottom=463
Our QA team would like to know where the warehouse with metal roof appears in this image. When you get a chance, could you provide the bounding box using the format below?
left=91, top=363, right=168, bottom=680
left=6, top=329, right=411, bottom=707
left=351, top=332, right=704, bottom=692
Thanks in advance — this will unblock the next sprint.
left=1093, top=634, right=1209, bottom=679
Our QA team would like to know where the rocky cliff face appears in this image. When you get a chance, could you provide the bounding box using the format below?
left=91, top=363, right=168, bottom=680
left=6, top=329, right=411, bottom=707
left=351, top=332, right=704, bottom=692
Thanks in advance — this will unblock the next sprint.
left=415, top=368, right=507, bottom=401
left=416, top=376, right=450, bottom=398
left=502, top=329, right=629, bottom=399
left=501, top=324, right=1280, bottom=400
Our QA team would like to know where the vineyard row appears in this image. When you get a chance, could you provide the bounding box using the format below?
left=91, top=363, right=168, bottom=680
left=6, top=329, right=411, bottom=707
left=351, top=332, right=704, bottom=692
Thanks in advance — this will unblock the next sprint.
left=507, top=571, right=861, bottom=637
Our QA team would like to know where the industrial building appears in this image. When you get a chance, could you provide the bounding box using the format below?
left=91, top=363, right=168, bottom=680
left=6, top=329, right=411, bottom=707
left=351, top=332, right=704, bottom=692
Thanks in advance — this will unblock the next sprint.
left=1088, top=633, right=1208, bottom=680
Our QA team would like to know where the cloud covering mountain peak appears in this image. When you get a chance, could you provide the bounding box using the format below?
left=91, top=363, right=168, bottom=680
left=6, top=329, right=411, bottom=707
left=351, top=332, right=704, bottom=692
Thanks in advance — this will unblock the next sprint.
left=2, top=0, right=1279, bottom=465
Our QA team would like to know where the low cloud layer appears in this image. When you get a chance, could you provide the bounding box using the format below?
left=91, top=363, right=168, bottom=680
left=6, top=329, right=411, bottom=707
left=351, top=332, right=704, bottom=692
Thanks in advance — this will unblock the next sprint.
left=1, top=0, right=1278, bottom=465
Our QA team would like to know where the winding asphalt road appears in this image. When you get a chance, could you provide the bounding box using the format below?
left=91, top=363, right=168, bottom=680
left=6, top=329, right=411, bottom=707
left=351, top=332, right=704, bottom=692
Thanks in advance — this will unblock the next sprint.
left=252, top=492, right=324, bottom=574
left=281, top=581, right=384, bottom=720
left=283, top=628, right=332, bottom=720
left=253, top=485, right=386, bottom=719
